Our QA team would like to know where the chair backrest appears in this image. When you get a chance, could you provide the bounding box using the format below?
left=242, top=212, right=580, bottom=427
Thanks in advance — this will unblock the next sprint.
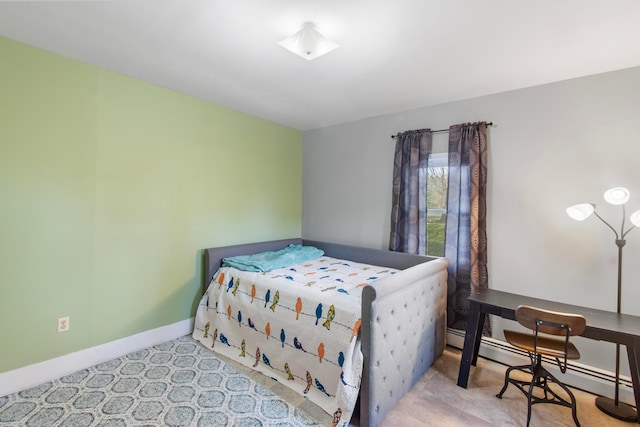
left=515, top=305, right=586, bottom=337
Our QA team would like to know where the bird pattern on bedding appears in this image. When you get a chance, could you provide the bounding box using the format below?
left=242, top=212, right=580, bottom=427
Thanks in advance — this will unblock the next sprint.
left=193, top=256, right=397, bottom=427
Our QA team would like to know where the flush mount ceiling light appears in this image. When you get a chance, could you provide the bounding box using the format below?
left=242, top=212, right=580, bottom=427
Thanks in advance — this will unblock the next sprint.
left=278, top=21, right=339, bottom=61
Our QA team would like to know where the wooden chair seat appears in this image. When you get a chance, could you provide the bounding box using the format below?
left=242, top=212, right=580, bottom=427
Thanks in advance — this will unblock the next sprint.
left=504, top=330, right=581, bottom=360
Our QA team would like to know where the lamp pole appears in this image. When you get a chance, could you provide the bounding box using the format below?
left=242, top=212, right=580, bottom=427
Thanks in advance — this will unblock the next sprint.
left=591, top=208, right=637, bottom=421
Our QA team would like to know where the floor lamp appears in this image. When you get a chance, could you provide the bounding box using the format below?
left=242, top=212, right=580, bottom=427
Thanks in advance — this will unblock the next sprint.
left=567, top=187, right=640, bottom=422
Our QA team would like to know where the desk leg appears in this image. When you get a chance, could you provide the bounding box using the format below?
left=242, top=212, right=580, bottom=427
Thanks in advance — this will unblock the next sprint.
left=626, top=340, right=640, bottom=423
left=457, top=301, right=483, bottom=388
left=471, top=312, right=486, bottom=366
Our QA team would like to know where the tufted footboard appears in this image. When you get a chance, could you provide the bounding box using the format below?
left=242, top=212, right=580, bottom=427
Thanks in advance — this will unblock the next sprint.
left=303, top=241, right=449, bottom=427
left=360, top=258, right=448, bottom=427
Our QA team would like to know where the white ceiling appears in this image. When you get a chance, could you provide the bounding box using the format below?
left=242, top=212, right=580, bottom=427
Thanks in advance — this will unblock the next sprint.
left=1, top=0, right=639, bottom=131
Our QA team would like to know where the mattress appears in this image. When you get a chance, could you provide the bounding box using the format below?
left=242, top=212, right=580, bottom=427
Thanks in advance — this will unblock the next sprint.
left=192, top=255, right=398, bottom=426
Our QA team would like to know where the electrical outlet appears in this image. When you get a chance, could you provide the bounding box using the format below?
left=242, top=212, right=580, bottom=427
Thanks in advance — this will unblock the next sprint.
left=57, top=316, right=70, bottom=333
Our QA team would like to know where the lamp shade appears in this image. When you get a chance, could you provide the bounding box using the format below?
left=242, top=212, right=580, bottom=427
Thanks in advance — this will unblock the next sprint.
left=278, top=22, right=338, bottom=61
left=631, top=210, right=640, bottom=228
left=566, top=203, right=595, bottom=221
left=604, top=187, right=630, bottom=205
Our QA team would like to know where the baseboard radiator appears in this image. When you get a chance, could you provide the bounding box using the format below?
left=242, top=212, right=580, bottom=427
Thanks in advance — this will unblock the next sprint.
left=446, top=328, right=636, bottom=406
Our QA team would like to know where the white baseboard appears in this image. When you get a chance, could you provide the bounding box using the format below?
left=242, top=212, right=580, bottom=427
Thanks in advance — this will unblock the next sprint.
left=446, top=329, right=636, bottom=406
left=3, top=323, right=635, bottom=406
left=0, top=317, right=194, bottom=398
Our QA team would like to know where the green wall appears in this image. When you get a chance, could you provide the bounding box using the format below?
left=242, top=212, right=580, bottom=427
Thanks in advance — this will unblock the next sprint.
left=0, top=37, right=302, bottom=373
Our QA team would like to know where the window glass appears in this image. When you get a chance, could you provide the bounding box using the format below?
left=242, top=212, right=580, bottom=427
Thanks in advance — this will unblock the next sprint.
left=427, top=152, right=448, bottom=257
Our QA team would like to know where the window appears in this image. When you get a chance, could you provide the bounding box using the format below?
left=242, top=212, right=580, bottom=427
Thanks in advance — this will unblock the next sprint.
left=426, top=152, right=448, bottom=257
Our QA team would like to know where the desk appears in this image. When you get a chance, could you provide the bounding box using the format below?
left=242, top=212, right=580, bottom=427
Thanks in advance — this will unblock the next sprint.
left=456, top=288, right=640, bottom=420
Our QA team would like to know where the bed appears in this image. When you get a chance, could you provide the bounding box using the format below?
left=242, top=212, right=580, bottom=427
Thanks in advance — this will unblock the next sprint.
left=193, top=239, right=448, bottom=427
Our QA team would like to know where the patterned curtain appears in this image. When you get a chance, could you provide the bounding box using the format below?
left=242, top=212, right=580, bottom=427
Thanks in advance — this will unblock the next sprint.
left=389, top=129, right=433, bottom=254
left=445, top=122, right=490, bottom=334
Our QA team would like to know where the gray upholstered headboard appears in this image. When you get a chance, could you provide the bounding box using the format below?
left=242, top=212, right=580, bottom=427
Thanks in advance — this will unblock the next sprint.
left=202, top=238, right=432, bottom=291
left=304, top=239, right=432, bottom=270
left=202, top=238, right=302, bottom=290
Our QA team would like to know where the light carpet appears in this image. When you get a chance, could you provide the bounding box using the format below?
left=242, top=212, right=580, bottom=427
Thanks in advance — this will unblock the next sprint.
left=0, top=336, right=325, bottom=426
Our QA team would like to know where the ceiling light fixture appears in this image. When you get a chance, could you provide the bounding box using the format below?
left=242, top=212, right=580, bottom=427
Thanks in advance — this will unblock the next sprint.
left=278, top=21, right=338, bottom=61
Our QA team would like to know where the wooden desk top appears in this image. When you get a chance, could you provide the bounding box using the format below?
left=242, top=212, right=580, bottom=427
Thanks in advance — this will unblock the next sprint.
left=470, top=288, right=640, bottom=343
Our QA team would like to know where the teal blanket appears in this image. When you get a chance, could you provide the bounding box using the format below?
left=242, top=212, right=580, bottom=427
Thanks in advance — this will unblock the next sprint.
left=222, top=244, right=324, bottom=272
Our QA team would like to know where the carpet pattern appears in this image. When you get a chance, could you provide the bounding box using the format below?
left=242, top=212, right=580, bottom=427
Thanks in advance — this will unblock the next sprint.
left=0, top=336, right=325, bottom=426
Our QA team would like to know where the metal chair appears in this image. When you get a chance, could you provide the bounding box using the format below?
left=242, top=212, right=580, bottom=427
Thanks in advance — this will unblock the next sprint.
left=496, top=305, right=587, bottom=426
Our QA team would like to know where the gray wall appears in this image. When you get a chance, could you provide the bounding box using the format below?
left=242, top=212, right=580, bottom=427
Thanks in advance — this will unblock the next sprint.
left=302, top=66, right=640, bottom=382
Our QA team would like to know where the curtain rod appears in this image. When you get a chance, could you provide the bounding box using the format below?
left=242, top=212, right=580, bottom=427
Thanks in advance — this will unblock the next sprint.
left=391, top=122, right=494, bottom=139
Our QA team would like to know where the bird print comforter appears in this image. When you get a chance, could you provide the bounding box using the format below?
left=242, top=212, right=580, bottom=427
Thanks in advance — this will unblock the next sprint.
left=193, top=255, right=398, bottom=427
